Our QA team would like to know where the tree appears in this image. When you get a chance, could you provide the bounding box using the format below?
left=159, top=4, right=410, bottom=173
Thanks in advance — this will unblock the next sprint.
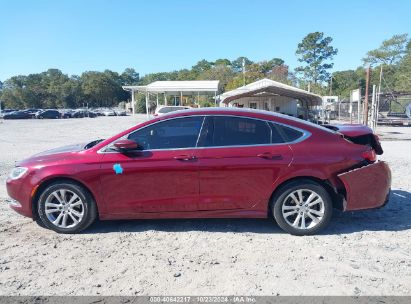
left=295, top=32, right=338, bottom=85
left=192, top=59, right=214, bottom=74
left=214, top=58, right=231, bottom=66
left=394, top=42, right=411, bottom=91
left=81, top=70, right=125, bottom=107
left=259, top=58, right=285, bottom=74
left=231, top=57, right=253, bottom=73
left=363, top=34, right=409, bottom=66
left=330, top=69, right=362, bottom=98
left=121, top=68, right=140, bottom=85
left=267, top=64, right=290, bottom=84
left=198, top=64, right=235, bottom=91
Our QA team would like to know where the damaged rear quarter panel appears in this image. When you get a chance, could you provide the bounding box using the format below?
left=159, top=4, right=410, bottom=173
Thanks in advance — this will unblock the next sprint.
left=338, top=161, right=391, bottom=211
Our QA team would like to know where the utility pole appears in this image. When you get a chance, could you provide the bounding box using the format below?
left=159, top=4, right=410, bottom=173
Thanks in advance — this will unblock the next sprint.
left=364, top=66, right=371, bottom=126
left=242, top=58, right=246, bottom=86
left=329, top=76, right=333, bottom=96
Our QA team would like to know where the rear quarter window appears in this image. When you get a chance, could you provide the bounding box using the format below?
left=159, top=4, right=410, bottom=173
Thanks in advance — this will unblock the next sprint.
left=272, top=123, right=305, bottom=143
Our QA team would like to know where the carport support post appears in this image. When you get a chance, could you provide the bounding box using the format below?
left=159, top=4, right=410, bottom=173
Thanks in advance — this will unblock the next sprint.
left=214, top=91, right=217, bottom=106
left=371, top=85, right=376, bottom=131
left=145, top=91, right=149, bottom=119
left=131, top=90, right=135, bottom=116
left=364, top=66, right=371, bottom=126
left=357, top=87, right=361, bottom=124
left=156, top=93, right=159, bottom=107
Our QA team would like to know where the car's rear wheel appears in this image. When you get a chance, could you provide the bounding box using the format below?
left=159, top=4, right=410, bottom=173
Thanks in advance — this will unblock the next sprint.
left=37, top=181, right=97, bottom=233
left=271, top=180, right=332, bottom=236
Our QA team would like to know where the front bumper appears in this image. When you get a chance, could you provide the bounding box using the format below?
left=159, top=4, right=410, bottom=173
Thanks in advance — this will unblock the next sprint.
left=6, top=177, right=35, bottom=218
left=338, top=161, right=391, bottom=211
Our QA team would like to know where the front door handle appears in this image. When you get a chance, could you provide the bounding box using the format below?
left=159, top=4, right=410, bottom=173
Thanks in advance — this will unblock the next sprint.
left=173, top=155, right=197, bottom=161
left=257, top=152, right=283, bottom=160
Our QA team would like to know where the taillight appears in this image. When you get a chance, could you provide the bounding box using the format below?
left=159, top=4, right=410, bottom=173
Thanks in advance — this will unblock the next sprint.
left=362, top=149, right=376, bottom=163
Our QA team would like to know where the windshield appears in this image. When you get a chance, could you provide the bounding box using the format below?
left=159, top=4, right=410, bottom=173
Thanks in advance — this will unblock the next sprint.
left=84, top=139, right=105, bottom=149
left=158, top=107, right=186, bottom=113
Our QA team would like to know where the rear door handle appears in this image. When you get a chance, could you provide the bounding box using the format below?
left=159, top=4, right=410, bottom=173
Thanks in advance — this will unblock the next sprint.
left=173, top=155, right=197, bottom=161
left=257, top=152, right=283, bottom=160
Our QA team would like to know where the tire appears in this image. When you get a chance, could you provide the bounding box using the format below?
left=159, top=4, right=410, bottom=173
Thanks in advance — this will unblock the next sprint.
left=36, top=181, right=97, bottom=234
left=271, top=179, right=333, bottom=236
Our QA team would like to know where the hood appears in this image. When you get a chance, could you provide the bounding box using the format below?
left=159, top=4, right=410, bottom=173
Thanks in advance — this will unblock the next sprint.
left=32, top=142, right=87, bottom=157
left=17, top=142, right=92, bottom=167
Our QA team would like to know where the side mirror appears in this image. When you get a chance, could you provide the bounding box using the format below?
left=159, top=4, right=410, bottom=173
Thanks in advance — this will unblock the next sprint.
left=113, top=139, right=138, bottom=152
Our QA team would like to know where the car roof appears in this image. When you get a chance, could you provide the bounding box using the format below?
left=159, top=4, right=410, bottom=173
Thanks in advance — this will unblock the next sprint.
left=159, top=107, right=296, bottom=121
left=161, top=107, right=336, bottom=134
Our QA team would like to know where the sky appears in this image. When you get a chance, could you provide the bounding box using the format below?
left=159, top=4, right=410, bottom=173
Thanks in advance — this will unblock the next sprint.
left=0, top=0, right=410, bottom=81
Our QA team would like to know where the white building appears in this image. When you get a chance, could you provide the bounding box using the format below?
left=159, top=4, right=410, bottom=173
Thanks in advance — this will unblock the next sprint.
left=218, top=79, right=322, bottom=119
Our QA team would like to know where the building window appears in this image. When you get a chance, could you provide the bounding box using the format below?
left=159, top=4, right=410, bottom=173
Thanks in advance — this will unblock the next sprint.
left=264, top=102, right=269, bottom=111
left=249, top=102, right=257, bottom=109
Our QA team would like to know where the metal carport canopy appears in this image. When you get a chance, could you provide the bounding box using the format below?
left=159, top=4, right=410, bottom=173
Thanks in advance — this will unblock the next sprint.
left=123, top=80, right=219, bottom=95
left=218, top=78, right=322, bottom=106
left=123, top=80, right=220, bottom=118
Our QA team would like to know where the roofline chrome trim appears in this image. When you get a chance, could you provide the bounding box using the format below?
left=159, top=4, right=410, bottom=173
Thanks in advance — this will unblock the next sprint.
left=97, top=114, right=311, bottom=154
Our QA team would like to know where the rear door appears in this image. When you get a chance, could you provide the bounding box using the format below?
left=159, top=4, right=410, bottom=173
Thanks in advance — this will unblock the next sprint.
left=195, top=116, right=293, bottom=211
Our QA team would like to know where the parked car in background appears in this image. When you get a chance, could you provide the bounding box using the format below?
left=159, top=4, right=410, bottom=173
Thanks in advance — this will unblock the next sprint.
left=36, top=110, right=61, bottom=119
left=3, top=110, right=33, bottom=119
left=71, top=109, right=98, bottom=118
left=61, top=109, right=76, bottom=119
left=154, top=105, right=191, bottom=116
left=114, top=109, right=127, bottom=116
left=6, top=108, right=390, bottom=235
left=102, top=109, right=116, bottom=116
left=22, top=108, right=41, bottom=118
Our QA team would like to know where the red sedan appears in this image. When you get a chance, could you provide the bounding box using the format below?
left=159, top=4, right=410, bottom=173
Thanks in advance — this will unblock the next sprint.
left=6, top=108, right=391, bottom=235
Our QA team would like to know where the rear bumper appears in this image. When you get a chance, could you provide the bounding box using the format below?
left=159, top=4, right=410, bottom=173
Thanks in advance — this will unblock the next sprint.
left=338, top=161, right=391, bottom=211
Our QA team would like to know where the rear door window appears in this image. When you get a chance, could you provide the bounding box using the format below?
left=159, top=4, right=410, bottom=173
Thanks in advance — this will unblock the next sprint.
left=200, top=116, right=272, bottom=147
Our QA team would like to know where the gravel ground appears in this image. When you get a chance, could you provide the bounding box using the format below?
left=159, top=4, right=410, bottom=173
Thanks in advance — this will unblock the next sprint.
left=0, top=116, right=410, bottom=296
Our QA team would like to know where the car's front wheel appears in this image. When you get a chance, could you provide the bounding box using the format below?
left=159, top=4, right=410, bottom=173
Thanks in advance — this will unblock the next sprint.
left=37, top=181, right=97, bottom=233
left=271, top=180, right=333, bottom=236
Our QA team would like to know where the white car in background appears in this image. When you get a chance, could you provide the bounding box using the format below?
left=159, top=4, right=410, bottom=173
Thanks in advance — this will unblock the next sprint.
left=102, top=109, right=116, bottom=116
left=154, top=106, right=192, bottom=116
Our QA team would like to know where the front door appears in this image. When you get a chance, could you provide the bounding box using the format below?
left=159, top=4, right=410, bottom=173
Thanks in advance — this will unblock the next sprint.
left=99, top=116, right=204, bottom=214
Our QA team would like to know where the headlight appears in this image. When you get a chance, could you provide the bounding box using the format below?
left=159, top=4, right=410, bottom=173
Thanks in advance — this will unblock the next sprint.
left=9, top=167, right=28, bottom=180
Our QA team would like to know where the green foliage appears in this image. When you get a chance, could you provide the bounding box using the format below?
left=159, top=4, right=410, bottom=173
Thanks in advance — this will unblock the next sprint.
left=192, top=59, right=214, bottom=74
left=1, top=68, right=137, bottom=109
left=295, top=32, right=338, bottom=85
left=121, top=68, right=140, bottom=85
left=197, top=64, right=235, bottom=91
left=363, top=34, right=409, bottom=66
left=2, top=32, right=410, bottom=111
left=135, top=93, right=147, bottom=114
left=214, top=58, right=231, bottom=66
left=231, top=57, right=253, bottom=73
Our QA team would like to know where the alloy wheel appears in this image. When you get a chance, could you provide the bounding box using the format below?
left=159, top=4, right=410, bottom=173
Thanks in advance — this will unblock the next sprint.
left=281, top=189, right=325, bottom=230
left=44, top=189, right=85, bottom=228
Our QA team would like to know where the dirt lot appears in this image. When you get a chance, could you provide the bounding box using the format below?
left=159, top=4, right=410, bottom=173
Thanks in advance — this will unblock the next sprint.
left=0, top=116, right=410, bottom=296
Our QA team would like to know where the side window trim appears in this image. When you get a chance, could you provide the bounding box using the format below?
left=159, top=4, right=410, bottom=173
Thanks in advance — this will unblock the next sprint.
left=98, top=115, right=311, bottom=153
left=102, top=115, right=205, bottom=152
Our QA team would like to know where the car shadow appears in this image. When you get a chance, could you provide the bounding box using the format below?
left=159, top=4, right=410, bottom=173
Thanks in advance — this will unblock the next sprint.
left=84, top=189, right=411, bottom=235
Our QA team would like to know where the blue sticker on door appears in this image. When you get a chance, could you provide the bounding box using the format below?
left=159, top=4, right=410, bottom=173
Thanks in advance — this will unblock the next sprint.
left=113, top=163, right=123, bottom=175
